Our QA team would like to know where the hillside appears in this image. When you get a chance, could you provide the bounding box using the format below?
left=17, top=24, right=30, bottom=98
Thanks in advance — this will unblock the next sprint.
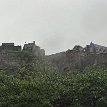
left=1, top=42, right=107, bottom=107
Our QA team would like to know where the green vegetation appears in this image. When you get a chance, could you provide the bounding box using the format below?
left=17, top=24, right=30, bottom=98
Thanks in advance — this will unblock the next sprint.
left=0, top=61, right=107, bottom=107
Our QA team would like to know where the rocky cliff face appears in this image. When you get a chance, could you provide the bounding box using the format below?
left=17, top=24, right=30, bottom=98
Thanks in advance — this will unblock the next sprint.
left=0, top=42, right=45, bottom=72
left=1, top=42, right=107, bottom=72
left=46, top=47, right=107, bottom=71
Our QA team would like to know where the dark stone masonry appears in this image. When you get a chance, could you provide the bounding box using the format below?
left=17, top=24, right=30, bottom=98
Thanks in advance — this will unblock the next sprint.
left=46, top=42, right=107, bottom=71
left=0, top=41, right=107, bottom=72
left=0, top=41, right=45, bottom=68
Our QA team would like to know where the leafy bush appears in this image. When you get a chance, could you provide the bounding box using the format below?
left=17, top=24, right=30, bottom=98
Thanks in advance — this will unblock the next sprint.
left=0, top=65, right=107, bottom=107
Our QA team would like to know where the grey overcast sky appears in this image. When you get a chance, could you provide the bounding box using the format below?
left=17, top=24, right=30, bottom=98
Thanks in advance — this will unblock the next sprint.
left=0, top=0, right=107, bottom=55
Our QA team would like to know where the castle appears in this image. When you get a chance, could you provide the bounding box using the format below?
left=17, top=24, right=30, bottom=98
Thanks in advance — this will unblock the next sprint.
left=0, top=41, right=107, bottom=71
left=47, top=42, right=107, bottom=71
left=85, top=42, right=107, bottom=54
left=0, top=41, right=45, bottom=67
left=23, top=41, right=45, bottom=57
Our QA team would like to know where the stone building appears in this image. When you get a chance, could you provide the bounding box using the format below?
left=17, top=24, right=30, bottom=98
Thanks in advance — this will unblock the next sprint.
left=0, top=43, right=21, bottom=52
left=23, top=41, right=45, bottom=57
left=46, top=42, right=107, bottom=71
left=0, top=43, right=21, bottom=67
left=85, top=42, right=107, bottom=54
left=0, top=41, right=45, bottom=68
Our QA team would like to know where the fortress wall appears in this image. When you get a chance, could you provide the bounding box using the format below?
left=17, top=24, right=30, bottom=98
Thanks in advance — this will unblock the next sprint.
left=46, top=50, right=107, bottom=71
left=0, top=51, right=22, bottom=66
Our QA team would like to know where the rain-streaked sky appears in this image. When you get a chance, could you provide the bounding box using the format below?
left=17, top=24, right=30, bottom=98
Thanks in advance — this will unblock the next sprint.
left=0, top=0, right=107, bottom=55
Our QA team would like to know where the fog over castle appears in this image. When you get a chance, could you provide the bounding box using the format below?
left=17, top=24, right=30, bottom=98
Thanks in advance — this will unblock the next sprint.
left=0, top=0, right=107, bottom=54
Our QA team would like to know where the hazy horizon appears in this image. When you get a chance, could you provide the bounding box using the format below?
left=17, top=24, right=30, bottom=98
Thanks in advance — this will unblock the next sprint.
left=0, top=0, right=107, bottom=55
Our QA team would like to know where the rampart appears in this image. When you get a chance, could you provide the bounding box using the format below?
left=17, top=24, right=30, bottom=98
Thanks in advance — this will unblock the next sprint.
left=0, top=41, right=45, bottom=69
left=46, top=42, right=107, bottom=71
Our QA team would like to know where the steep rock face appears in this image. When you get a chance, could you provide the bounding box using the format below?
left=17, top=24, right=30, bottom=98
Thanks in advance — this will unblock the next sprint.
left=0, top=41, right=45, bottom=72
left=46, top=49, right=107, bottom=71
left=46, top=52, right=67, bottom=70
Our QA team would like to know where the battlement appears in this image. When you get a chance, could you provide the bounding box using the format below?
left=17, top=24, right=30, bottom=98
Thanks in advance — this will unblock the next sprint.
left=0, top=41, right=45, bottom=70
left=0, top=43, right=21, bottom=52
left=2, top=43, right=14, bottom=46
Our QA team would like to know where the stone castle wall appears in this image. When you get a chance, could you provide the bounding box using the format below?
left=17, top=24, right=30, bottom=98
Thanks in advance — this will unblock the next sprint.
left=0, top=42, right=45, bottom=68
left=46, top=43, right=107, bottom=71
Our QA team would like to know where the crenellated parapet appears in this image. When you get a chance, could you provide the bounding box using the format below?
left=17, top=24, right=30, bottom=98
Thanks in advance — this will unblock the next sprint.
left=0, top=41, right=45, bottom=68
left=0, top=43, right=21, bottom=52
